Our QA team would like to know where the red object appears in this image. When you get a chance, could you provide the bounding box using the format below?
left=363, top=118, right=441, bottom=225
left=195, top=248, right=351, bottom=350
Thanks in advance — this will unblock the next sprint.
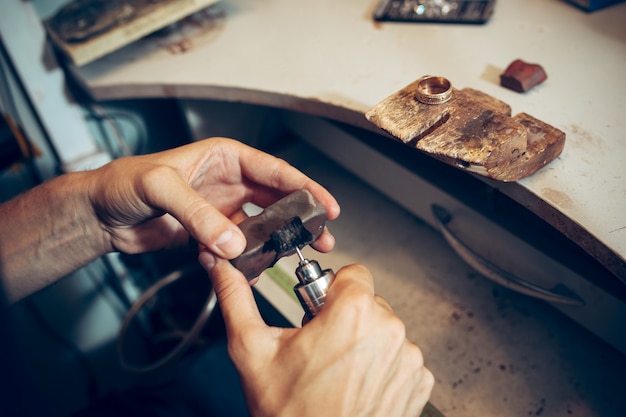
left=500, top=59, right=548, bottom=93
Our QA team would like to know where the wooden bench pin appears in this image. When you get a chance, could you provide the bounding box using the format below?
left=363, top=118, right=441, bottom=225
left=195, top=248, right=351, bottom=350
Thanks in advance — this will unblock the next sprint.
left=365, top=76, right=565, bottom=182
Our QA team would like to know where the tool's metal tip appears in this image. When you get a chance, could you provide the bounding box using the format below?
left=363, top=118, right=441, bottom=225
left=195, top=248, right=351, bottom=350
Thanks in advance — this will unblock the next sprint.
left=295, top=246, right=305, bottom=261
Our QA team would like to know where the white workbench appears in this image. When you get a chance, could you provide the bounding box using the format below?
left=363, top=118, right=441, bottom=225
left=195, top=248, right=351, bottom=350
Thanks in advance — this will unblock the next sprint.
left=67, top=0, right=626, bottom=281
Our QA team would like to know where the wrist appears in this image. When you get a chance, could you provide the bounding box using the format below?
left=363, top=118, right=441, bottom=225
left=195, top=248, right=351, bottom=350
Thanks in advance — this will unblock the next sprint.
left=0, top=169, right=108, bottom=302
left=66, top=169, right=113, bottom=256
left=32, top=169, right=109, bottom=272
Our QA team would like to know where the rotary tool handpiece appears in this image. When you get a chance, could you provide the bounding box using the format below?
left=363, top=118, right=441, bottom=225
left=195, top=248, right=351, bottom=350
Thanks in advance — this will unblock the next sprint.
left=293, top=247, right=335, bottom=320
left=230, top=189, right=328, bottom=281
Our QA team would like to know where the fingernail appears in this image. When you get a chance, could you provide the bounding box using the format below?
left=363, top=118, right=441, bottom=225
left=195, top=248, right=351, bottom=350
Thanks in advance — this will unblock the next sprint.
left=199, top=251, right=216, bottom=271
left=215, top=228, right=245, bottom=256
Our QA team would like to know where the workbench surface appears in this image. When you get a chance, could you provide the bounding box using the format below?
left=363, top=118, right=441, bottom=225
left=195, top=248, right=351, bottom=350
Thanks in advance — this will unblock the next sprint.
left=61, top=0, right=626, bottom=281
left=277, top=141, right=626, bottom=417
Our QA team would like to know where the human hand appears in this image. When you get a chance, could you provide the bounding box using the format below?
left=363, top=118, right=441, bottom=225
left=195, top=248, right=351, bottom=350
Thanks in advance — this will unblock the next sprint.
left=201, top=257, right=434, bottom=417
left=90, top=137, right=340, bottom=262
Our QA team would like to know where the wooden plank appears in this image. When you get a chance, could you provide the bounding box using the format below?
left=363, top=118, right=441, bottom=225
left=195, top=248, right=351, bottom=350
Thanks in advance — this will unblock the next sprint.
left=492, top=112, right=566, bottom=181
left=45, top=0, right=220, bottom=67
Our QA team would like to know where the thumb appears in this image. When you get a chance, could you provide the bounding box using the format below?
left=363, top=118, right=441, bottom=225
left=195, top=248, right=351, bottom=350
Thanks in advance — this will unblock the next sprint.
left=199, top=252, right=266, bottom=339
left=145, top=169, right=246, bottom=259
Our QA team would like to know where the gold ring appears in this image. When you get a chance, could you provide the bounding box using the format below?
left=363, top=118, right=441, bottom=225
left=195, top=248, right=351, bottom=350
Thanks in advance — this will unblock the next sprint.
left=415, top=75, right=453, bottom=105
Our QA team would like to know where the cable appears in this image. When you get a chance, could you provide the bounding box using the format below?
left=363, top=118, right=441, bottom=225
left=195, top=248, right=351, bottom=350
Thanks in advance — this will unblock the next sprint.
left=82, top=259, right=132, bottom=322
left=103, top=109, right=147, bottom=155
left=87, top=105, right=132, bottom=157
left=117, top=268, right=218, bottom=373
left=85, top=104, right=147, bottom=157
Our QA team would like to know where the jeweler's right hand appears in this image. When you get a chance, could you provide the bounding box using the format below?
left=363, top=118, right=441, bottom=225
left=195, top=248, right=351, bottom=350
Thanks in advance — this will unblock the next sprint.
left=201, top=257, right=434, bottom=417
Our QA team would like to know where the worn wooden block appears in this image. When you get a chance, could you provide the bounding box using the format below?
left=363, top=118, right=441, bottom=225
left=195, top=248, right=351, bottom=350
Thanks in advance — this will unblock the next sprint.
left=365, top=78, right=565, bottom=182
left=494, top=113, right=565, bottom=181
left=45, top=0, right=220, bottom=66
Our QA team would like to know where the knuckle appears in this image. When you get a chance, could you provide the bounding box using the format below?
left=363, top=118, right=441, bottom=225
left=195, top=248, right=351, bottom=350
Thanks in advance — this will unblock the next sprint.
left=341, top=263, right=371, bottom=277
left=268, top=157, right=294, bottom=189
left=423, top=367, right=435, bottom=390
left=386, top=315, right=408, bottom=344
left=413, top=340, right=426, bottom=359
left=139, top=164, right=178, bottom=196
left=407, top=342, right=426, bottom=369
left=341, top=286, right=376, bottom=317
left=141, top=163, right=173, bottom=183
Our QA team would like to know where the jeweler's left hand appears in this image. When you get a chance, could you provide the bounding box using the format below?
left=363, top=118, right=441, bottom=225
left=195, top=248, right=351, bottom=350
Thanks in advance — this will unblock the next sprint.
left=91, top=137, right=340, bottom=260
left=0, top=137, right=339, bottom=301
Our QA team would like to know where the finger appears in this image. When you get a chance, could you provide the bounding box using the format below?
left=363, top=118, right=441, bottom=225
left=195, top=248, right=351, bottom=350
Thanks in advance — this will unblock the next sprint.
left=199, top=252, right=266, bottom=338
left=302, top=264, right=372, bottom=327
left=409, top=367, right=435, bottom=416
left=229, top=206, right=250, bottom=224
left=321, top=264, right=377, bottom=318
left=377, top=340, right=429, bottom=416
left=231, top=140, right=341, bottom=221
left=328, top=264, right=376, bottom=298
left=402, top=359, right=435, bottom=417
left=310, top=226, right=336, bottom=253
left=143, top=167, right=246, bottom=259
left=374, top=294, right=395, bottom=314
